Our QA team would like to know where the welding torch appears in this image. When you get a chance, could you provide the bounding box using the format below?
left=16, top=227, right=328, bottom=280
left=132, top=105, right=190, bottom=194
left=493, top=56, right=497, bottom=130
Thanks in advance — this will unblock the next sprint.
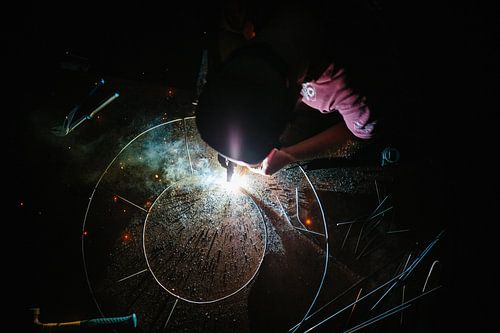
left=30, top=308, right=137, bottom=331
left=217, top=154, right=235, bottom=182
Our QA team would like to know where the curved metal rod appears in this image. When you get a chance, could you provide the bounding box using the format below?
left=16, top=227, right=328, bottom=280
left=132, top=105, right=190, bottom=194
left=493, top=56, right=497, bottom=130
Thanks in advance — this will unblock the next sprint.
left=142, top=177, right=268, bottom=304
left=290, top=165, right=330, bottom=333
left=82, top=118, right=185, bottom=318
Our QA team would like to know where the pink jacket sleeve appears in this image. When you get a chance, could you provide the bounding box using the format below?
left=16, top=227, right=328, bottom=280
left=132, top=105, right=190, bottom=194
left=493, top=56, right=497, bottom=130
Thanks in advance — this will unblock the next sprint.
left=300, top=64, right=376, bottom=139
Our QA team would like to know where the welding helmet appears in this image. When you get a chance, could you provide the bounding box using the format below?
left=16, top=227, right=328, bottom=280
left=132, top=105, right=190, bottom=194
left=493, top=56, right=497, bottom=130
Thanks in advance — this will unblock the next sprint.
left=196, top=43, right=293, bottom=165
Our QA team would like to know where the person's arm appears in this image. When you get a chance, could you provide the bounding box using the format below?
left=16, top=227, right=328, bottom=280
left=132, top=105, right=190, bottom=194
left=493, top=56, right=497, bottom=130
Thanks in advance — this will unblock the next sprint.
left=252, top=121, right=360, bottom=176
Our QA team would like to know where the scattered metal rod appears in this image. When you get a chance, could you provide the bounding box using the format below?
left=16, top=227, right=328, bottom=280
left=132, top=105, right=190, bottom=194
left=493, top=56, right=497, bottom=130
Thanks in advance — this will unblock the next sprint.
left=336, top=195, right=390, bottom=226
left=341, top=223, right=352, bottom=249
left=422, top=260, right=440, bottom=292
left=114, top=194, right=149, bottom=212
left=354, top=224, right=365, bottom=254
left=183, top=118, right=194, bottom=174
left=387, top=229, right=411, bottom=234
left=367, top=206, right=393, bottom=221
left=369, top=230, right=443, bottom=310
left=295, top=187, right=308, bottom=229
left=400, top=230, right=444, bottom=280
left=342, top=286, right=442, bottom=333
left=300, top=266, right=416, bottom=333
left=375, top=180, right=381, bottom=204
left=345, top=288, right=363, bottom=327
left=276, top=195, right=292, bottom=226
left=294, top=226, right=325, bottom=237
left=163, top=298, right=179, bottom=331
left=117, top=268, right=148, bottom=283
left=288, top=255, right=407, bottom=332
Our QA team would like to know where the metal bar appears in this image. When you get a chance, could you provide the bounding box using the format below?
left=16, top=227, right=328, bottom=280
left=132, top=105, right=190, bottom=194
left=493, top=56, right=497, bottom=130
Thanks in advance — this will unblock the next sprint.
left=183, top=118, right=194, bottom=174
left=164, top=298, right=179, bottom=330
left=387, top=229, right=410, bottom=234
left=295, top=187, right=307, bottom=229
left=345, top=288, right=363, bottom=327
left=117, top=269, right=148, bottom=283
left=294, top=226, right=325, bottom=237
left=115, top=194, right=148, bottom=212
left=341, top=223, right=352, bottom=249
left=276, top=195, right=292, bottom=226
left=422, top=260, right=440, bottom=292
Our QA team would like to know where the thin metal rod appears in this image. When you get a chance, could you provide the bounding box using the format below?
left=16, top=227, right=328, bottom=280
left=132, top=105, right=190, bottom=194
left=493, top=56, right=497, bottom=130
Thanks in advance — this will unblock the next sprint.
left=295, top=187, right=307, bottom=229
left=183, top=118, right=194, bottom=174
left=115, top=194, right=148, bottom=212
left=354, top=224, right=364, bottom=254
left=289, top=256, right=407, bottom=332
left=375, top=180, right=381, bottom=204
left=368, top=206, right=393, bottom=221
left=294, top=226, right=325, bottom=237
left=164, top=298, right=179, bottom=331
left=117, top=269, right=148, bottom=283
left=341, top=223, right=352, bottom=249
left=336, top=195, right=390, bottom=226
left=401, top=230, right=444, bottom=280
left=276, top=196, right=292, bottom=226
left=346, top=288, right=363, bottom=327
left=422, top=260, right=440, bottom=292
left=342, top=286, right=442, bottom=333
left=387, top=229, right=410, bottom=234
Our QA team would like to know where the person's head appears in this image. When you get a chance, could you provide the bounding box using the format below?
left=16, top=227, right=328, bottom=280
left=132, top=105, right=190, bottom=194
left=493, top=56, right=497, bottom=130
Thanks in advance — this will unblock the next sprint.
left=195, top=44, right=293, bottom=167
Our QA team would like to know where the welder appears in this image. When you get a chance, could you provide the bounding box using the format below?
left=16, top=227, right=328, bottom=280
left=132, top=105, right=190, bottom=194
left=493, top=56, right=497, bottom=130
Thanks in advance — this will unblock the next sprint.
left=197, top=1, right=385, bottom=178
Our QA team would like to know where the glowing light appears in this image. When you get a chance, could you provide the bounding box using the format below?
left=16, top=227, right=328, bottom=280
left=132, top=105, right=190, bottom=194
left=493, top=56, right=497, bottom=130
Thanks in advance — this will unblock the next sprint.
left=123, top=209, right=126, bottom=213
left=113, top=195, right=118, bottom=203
left=19, top=202, right=24, bottom=207
left=305, top=218, right=312, bottom=226
left=221, top=173, right=248, bottom=192
left=155, top=174, right=159, bottom=179
left=83, top=230, right=88, bottom=236
left=123, top=233, right=130, bottom=241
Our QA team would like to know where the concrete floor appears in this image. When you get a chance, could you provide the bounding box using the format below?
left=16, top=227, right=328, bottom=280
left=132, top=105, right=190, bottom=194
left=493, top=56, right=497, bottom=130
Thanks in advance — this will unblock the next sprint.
left=8, top=1, right=496, bottom=332
left=11, top=68, right=454, bottom=332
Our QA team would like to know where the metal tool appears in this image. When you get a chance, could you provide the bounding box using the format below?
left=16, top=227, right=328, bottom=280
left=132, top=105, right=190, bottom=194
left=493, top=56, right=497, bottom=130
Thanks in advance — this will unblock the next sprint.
left=30, top=307, right=137, bottom=331
left=217, top=154, right=235, bottom=182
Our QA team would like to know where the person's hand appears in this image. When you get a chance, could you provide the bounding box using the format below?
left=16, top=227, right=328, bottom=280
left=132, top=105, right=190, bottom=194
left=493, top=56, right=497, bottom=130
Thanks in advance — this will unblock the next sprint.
left=249, top=148, right=296, bottom=176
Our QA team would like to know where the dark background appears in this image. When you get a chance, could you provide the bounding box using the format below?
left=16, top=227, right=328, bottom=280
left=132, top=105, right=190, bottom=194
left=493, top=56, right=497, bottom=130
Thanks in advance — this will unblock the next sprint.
left=5, top=0, right=497, bottom=331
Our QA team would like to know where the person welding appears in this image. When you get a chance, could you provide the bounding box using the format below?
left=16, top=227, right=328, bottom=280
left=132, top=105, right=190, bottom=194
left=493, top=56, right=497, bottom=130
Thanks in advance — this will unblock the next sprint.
left=196, top=1, right=383, bottom=179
